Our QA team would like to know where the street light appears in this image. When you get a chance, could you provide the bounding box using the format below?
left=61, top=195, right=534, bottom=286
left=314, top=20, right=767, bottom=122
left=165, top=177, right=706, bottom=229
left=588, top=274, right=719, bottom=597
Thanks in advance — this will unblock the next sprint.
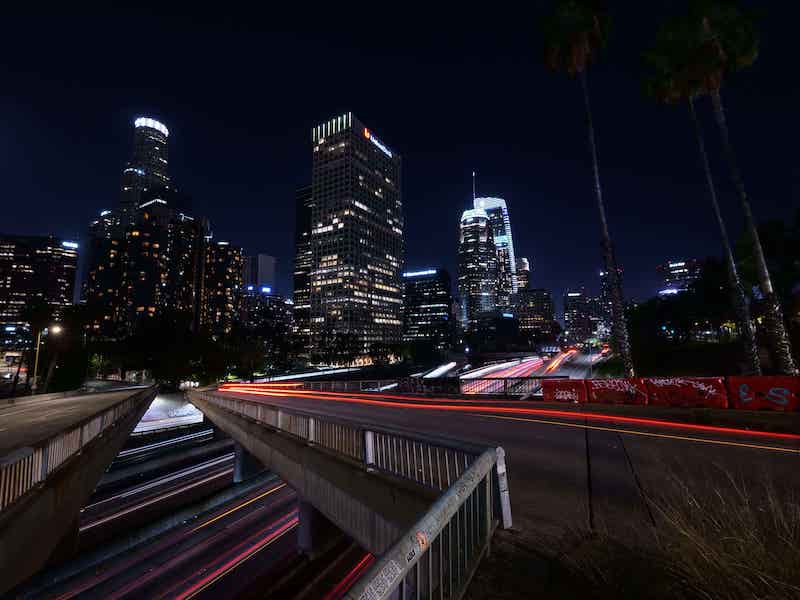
left=32, top=324, right=63, bottom=393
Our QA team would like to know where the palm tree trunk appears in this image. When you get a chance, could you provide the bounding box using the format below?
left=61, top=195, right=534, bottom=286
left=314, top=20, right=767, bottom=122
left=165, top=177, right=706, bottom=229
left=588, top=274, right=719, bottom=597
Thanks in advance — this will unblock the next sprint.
left=579, top=70, right=634, bottom=377
left=688, top=98, right=760, bottom=375
left=710, top=90, right=797, bottom=375
left=9, top=348, right=26, bottom=397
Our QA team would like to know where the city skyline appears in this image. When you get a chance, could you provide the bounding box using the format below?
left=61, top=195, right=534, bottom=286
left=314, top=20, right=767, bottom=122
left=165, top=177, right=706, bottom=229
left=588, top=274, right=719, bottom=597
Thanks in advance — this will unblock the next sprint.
left=3, top=10, right=798, bottom=318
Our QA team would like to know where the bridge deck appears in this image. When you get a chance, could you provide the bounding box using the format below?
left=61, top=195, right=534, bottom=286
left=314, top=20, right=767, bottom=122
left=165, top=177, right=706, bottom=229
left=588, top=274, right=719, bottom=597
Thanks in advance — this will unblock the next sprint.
left=0, top=389, right=148, bottom=457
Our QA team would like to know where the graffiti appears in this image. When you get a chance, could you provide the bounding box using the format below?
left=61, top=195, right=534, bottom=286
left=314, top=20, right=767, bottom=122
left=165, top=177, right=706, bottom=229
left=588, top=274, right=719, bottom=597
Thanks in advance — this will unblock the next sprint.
left=766, top=387, right=791, bottom=406
left=649, top=377, right=720, bottom=397
left=591, top=379, right=640, bottom=394
left=554, top=389, right=579, bottom=401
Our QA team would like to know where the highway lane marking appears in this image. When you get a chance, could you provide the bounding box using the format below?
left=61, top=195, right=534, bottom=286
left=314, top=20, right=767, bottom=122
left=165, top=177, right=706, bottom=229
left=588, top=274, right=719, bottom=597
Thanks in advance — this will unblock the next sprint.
left=179, top=515, right=299, bottom=599
left=472, top=413, right=800, bottom=454
left=189, top=482, right=288, bottom=533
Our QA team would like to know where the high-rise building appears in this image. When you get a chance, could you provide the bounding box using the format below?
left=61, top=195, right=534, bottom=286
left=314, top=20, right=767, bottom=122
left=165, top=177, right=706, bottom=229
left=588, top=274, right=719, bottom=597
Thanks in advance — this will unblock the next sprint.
left=244, top=254, right=276, bottom=291
left=563, top=288, right=593, bottom=345
left=0, top=235, right=78, bottom=334
left=657, top=259, right=701, bottom=295
left=309, top=113, right=404, bottom=361
left=292, top=184, right=314, bottom=345
left=85, top=195, right=206, bottom=335
left=120, top=117, right=172, bottom=225
left=515, top=257, right=531, bottom=291
left=516, top=288, right=554, bottom=339
left=402, top=268, right=453, bottom=350
left=474, top=197, right=517, bottom=309
left=201, top=241, right=243, bottom=336
left=458, top=208, right=498, bottom=331
left=241, top=287, right=294, bottom=332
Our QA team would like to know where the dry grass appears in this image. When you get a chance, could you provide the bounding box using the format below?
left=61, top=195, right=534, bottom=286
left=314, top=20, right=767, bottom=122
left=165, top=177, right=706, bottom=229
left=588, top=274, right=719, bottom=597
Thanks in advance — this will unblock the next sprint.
left=559, top=472, right=800, bottom=600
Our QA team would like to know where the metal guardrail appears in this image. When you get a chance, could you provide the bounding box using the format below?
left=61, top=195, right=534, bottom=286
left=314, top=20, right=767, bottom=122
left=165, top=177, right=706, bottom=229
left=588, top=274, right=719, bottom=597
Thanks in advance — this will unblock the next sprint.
left=398, top=376, right=568, bottom=397
left=303, top=380, right=399, bottom=393
left=0, top=386, right=155, bottom=512
left=194, top=389, right=512, bottom=599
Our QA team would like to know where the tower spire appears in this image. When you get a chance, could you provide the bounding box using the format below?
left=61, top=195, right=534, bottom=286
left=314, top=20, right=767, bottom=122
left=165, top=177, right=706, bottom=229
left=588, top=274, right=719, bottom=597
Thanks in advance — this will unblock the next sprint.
left=472, top=171, right=476, bottom=203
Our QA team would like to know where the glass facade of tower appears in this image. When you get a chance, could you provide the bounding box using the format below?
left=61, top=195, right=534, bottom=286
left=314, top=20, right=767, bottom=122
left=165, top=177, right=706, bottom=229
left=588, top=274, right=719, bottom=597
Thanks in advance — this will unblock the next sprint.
left=201, top=241, right=243, bottom=337
left=474, top=197, right=516, bottom=309
left=516, top=287, right=553, bottom=339
left=0, top=235, right=78, bottom=336
left=515, top=257, right=531, bottom=291
left=563, top=288, right=593, bottom=345
left=402, top=268, right=452, bottom=350
left=120, top=117, right=171, bottom=225
left=292, top=184, right=313, bottom=344
left=309, top=113, right=404, bottom=361
left=458, top=208, right=498, bottom=331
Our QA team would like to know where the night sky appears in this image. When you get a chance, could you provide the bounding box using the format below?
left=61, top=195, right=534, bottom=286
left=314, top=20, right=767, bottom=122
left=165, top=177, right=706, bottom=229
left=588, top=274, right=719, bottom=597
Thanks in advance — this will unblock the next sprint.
left=3, top=5, right=797, bottom=318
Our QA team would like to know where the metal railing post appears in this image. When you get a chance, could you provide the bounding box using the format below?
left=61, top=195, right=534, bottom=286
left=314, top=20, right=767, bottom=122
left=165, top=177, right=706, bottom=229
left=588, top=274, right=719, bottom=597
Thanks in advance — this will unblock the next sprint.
left=495, top=447, right=513, bottom=529
left=308, top=417, right=316, bottom=443
left=364, top=430, right=375, bottom=471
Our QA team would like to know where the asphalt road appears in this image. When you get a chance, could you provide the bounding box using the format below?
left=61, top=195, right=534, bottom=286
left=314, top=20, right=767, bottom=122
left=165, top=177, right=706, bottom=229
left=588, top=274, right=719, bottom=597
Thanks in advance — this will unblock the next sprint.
left=218, top=386, right=800, bottom=537
left=0, top=388, right=150, bottom=456
left=27, top=477, right=298, bottom=599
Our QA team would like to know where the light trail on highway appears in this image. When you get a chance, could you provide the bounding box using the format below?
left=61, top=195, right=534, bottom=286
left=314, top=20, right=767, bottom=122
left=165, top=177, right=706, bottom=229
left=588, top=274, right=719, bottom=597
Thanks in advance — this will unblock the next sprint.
left=218, top=384, right=800, bottom=445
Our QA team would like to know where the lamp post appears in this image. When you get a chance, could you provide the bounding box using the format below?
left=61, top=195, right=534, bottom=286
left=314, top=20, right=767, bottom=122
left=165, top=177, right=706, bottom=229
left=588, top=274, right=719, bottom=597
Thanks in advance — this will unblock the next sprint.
left=31, top=325, right=62, bottom=393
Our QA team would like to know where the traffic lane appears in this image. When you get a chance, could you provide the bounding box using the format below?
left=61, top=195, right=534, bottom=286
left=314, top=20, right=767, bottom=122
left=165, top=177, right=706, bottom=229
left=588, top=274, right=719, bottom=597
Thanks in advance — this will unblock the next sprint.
left=218, top=390, right=800, bottom=535
left=47, top=480, right=295, bottom=600
left=0, top=389, right=149, bottom=455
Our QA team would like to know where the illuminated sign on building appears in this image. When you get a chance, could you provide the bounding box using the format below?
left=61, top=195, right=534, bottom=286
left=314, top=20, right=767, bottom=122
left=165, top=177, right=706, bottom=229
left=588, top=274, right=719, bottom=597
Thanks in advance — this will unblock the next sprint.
left=134, top=117, right=169, bottom=137
left=403, top=269, right=437, bottom=278
left=363, top=128, right=393, bottom=158
left=62, top=241, right=79, bottom=249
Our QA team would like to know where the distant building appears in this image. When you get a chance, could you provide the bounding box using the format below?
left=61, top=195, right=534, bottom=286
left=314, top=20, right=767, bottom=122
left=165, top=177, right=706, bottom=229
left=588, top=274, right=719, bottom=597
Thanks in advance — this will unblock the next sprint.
left=657, top=259, right=701, bottom=296
left=458, top=208, right=498, bottom=331
left=244, top=254, right=276, bottom=291
left=309, top=113, right=404, bottom=361
left=292, top=184, right=313, bottom=345
left=240, top=287, right=293, bottom=332
left=120, top=117, right=172, bottom=226
left=563, top=288, right=593, bottom=345
left=474, top=197, right=517, bottom=309
left=0, top=235, right=78, bottom=341
left=515, top=257, right=531, bottom=291
left=201, top=241, right=243, bottom=336
left=515, top=288, right=554, bottom=339
left=402, top=268, right=453, bottom=350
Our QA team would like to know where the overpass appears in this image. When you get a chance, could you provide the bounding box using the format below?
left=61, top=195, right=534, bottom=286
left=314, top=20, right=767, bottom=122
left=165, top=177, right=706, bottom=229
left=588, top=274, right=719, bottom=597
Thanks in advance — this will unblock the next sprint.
left=0, top=386, right=156, bottom=594
left=189, top=386, right=513, bottom=599
left=212, top=380, right=800, bottom=597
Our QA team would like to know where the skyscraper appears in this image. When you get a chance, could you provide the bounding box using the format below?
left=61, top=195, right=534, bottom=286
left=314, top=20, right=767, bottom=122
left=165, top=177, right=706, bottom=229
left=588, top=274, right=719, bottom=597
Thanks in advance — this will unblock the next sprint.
left=120, top=117, right=172, bottom=225
left=309, top=113, right=404, bottom=361
left=516, top=288, right=554, bottom=340
left=563, top=288, right=593, bottom=345
left=657, top=259, right=701, bottom=295
left=515, top=257, right=531, bottom=291
left=201, top=241, right=243, bottom=337
left=0, top=235, right=78, bottom=335
left=458, top=208, right=498, bottom=331
left=402, top=268, right=453, bottom=350
left=292, top=184, right=313, bottom=344
left=474, top=197, right=517, bottom=309
left=243, top=254, right=276, bottom=291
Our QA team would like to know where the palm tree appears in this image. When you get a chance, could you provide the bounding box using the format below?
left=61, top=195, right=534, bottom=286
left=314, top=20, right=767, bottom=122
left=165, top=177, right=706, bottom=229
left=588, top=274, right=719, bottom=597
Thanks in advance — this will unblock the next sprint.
left=542, top=0, right=634, bottom=376
left=680, top=0, right=796, bottom=374
left=643, top=18, right=761, bottom=375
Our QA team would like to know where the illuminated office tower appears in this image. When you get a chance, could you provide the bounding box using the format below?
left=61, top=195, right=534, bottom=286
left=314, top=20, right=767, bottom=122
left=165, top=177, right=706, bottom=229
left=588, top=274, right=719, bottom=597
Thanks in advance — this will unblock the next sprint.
left=458, top=208, right=498, bottom=331
left=474, top=196, right=517, bottom=309
left=402, top=268, right=452, bottom=350
left=516, top=287, right=554, bottom=339
left=515, top=257, right=531, bottom=291
left=0, top=235, right=78, bottom=334
left=309, top=113, right=404, bottom=361
left=563, top=288, right=593, bottom=345
left=244, top=254, right=276, bottom=290
left=292, top=184, right=313, bottom=343
left=120, top=117, right=172, bottom=224
left=201, top=241, right=243, bottom=337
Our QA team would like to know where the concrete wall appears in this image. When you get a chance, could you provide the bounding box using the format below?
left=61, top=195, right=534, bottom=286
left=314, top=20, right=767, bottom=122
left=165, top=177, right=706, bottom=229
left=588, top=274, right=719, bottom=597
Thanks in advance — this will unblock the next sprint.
left=193, top=397, right=437, bottom=555
left=0, top=389, right=156, bottom=595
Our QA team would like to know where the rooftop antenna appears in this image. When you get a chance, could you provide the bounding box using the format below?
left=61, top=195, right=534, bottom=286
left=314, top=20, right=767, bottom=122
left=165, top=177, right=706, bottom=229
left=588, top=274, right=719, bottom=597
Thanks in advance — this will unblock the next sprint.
left=472, top=171, right=476, bottom=204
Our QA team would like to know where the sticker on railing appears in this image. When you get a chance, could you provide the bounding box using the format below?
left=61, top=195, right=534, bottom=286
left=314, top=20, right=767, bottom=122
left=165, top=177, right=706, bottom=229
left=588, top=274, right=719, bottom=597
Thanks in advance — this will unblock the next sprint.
left=359, top=559, right=402, bottom=600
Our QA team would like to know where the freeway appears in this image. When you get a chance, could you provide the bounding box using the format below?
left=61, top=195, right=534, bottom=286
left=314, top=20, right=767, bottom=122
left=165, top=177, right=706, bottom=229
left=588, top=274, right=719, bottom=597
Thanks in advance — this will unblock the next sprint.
left=217, top=383, right=800, bottom=538
left=26, top=477, right=298, bottom=599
